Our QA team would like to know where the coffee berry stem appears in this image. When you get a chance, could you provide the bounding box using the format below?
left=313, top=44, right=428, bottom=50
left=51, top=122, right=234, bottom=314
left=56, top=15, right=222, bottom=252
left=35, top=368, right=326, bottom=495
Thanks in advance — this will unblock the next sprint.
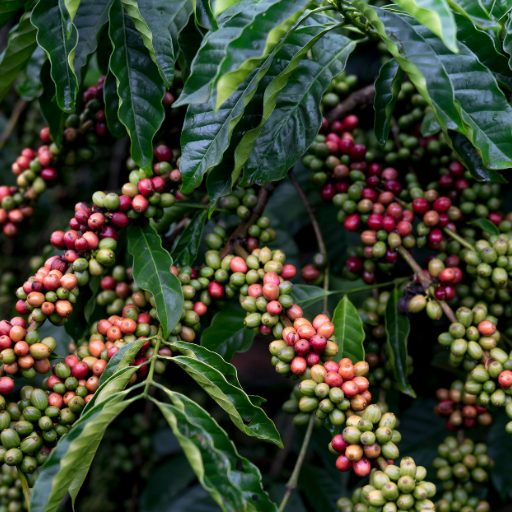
left=16, top=468, right=30, bottom=511
left=443, top=226, right=477, bottom=252
left=143, top=331, right=162, bottom=399
left=0, top=99, right=26, bottom=154
left=397, top=246, right=457, bottom=323
left=341, top=276, right=410, bottom=296
left=278, top=413, right=316, bottom=512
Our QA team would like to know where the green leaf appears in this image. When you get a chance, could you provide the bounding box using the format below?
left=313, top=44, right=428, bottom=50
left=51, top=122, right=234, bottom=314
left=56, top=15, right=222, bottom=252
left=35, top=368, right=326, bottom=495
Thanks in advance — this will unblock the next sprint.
left=166, top=341, right=282, bottom=446
left=454, top=13, right=512, bottom=91
left=155, top=390, right=279, bottom=512
left=243, top=29, right=355, bottom=186
left=83, top=276, right=100, bottom=324
left=103, top=69, right=127, bottom=138
left=373, top=58, right=405, bottom=146
left=153, top=0, right=193, bottom=54
left=16, top=46, right=45, bottom=100
left=232, top=16, right=339, bottom=178
left=332, top=295, right=365, bottom=364
left=64, top=0, right=81, bottom=24
left=200, top=302, right=255, bottom=361
left=420, top=110, right=441, bottom=136
left=120, top=0, right=175, bottom=85
left=483, top=0, right=512, bottom=20
left=446, top=0, right=499, bottom=29
left=504, top=12, right=512, bottom=71
left=32, top=0, right=78, bottom=112
left=469, top=218, right=500, bottom=236
left=393, top=0, right=457, bottom=52
left=127, top=223, right=184, bottom=338
left=108, top=0, right=166, bottom=173
left=212, top=0, right=312, bottom=110
left=72, top=0, right=112, bottom=83
left=31, top=390, right=137, bottom=512
left=0, top=0, right=24, bottom=29
left=451, top=133, right=507, bottom=184
left=291, top=284, right=333, bottom=309
left=206, top=159, right=234, bottom=214
left=192, top=0, right=218, bottom=30
left=38, top=60, right=65, bottom=145
left=214, top=0, right=241, bottom=16
left=171, top=210, right=207, bottom=266
left=385, top=287, right=416, bottom=398
left=487, top=411, right=512, bottom=500
left=0, top=12, right=38, bottom=102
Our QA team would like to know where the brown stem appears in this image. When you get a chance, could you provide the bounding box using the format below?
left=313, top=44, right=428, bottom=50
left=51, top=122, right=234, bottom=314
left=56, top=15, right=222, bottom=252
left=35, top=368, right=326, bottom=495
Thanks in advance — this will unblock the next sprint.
left=457, top=429, right=465, bottom=445
left=219, top=183, right=276, bottom=259
left=0, top=99, right=27, bottom=154
left=396, top=246, right=457, bottom=323
left=325, top=84, right=375, bottom=122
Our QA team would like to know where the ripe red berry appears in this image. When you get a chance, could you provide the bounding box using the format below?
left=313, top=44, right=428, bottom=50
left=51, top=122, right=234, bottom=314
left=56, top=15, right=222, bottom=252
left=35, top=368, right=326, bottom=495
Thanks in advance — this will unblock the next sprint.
left=412, top=198, right=430, bottom=215
left=294, top=339, right=310, bottom=356
left=71, top=361, right=89, bottom=379
left=155, top=145, right=173, bottom=162
left=343, top=115, right=359, bottom=131
left=344, top=214, right=360, bottom=232
left=332, top=435, right=349, bottom=453
left=433, top=196, right=451, bottom=213
left=449, top=161, right=464, bottom=177
left=290, top=356, right=307, bottom=375
left=434, top=286, right=447, bottom=300
left=208, top=281, right=224, bottom=299
left=321, top=183, right=335, bottom=202
left=138, top=179, right=154, bottom=196
left=281, top=264, right=296, bottom=280
left=346, top=256, right=363, bottom=273
left=498, top=370, right=512, bottom=390
left=335, top=454, right=352, bottom=472
left=353, top=457, right=371, bottom=476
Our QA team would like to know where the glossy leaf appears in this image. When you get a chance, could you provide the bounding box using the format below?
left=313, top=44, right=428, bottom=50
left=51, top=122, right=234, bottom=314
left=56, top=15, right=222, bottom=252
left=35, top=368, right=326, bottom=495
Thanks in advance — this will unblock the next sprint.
left=451, top=133, right=507, bottom=184
left=155, top=0, right=193, bottom=53
left=64, top=0, right=81, bottom=25
left=200, top=302, right=255, bottom=361
left=446, top=0, right=499, bottom=29
left=155, top=391, right=279, bottom=512
left=233, top=17, right=338, bottom=177
left=32, top=0, right=78, bottom=112
left=385, top=287, right=416, bottom=398
left=16, top=46, right=45, bottom=100
left=483, top=0, right=511, bottom=20
left=0, top=0, right=24, bottom=29
left=214, top=0, right=241, bottom=16
left=0, top=12, right=38, bottom=102
left=243, top=30, right=355, bottom=185
left=31, top=390, right=137, bottom=512
left=504, top=13, right=512, bottom=70
left=192, top=0, right=218, bottom=30
left=83, top=276, right=100, bottom=324
left=108, top=0, right=166, bottom=173
left=171, top=209, right=207, bottom=266
left=469, top=218, right=500, bottom=236
left=394, top=0, right=457, bottom=52
left=121, top=0, right=175, bottom=85
left=373, top=58, right=405, bottom=146
left=103, top=69, right=126, bottom=138
left=332, top=295, right=365, bottom=364
left=206, top=158, right=234, bottom=214
left=72, top=0, right=112, bottom=83
left=127, top=223, right=184, bottom=338
left=38, top=60, right=65, bottom=145
left=165, top=342, right=282, bottom=446
left=454, top=13, right=512, bottom=91
left=420, top=110, right=441, bottom=136
left=291, top=284, right=333, bottom=309
left=212, top=0, right=311, bottom=110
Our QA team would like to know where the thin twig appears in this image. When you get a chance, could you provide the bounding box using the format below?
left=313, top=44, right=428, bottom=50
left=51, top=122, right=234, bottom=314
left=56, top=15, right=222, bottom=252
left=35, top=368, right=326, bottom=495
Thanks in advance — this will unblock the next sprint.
left=443, top=227, right=476, bottom=252
left=0, top=99, right=27, bottom=154
left=325, top=84, right=375, bottom=122
left=278, top=413, right=315, bottom=512
left=143, top=332, right=161, bottom=399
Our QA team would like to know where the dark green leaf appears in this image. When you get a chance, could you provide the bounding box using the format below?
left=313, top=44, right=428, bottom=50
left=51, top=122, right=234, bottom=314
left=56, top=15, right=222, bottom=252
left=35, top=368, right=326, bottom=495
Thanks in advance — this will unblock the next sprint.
left=108, top=0, right=166, bottom=173
left=16, top=46, right=45, bottom=100
left=166, top=341, right=282, bottom=446
left=468, top=218, right=500, bottom=236
left=140, top=455, right=197, bottom=512
left=483, top=0, right=511, bottom=20
left=192, top=0, right=218, bottom=30
left=127, top=223, right=184, bottom=338
left=505, top=12, right=512, bottom=70
left=373, top=58, right=405, bottom=146
left=0, top=0, right=24, bottom=29
left=72, top=0, right=112, bottom=83
left=243, top=29, right=355, bottom=185
left=300, top=465, right=339, bottom=512
left=155, top=391, right=279, bottom=512
left=121, top=0, right=175, bottom=85
left=0, top=12, right=38, bottom=102
left=64, top=276, right=93, bottom=342
left=157, top=0, right=193, bottom=52
left=200, top=302, right=255, bottom=361
left=175, top=10, right=202, bottom=78
left=393, top=0, right=457, bottom=52
left=31, top=390, right=137, bottom=512
left=206, top=159, right=233, bottom=214
left=454, top=13, right=512, bottom=91
left=291, top=284, right=333, bottom=309
left=32, top=0, right=78, bottom=112
left=385, top=287, right=416, bottom=398
left=332, top=295, right=365, bottom=364
left=451, top=133, right=508, bottom=184
left=420, top=110, right=441, bottom=136
left=103, top=69, right=126, bottom=138
left=38, top=60, right=65, bottom=145
left=172, top=209, right=207, bottom=266
left=83, top=276, right=100, bottom=324
left=165, top=485, right=220, bottom=512
left=447, top=0, right=499, bottom=29
left=487, top=411, right=512, bottom=500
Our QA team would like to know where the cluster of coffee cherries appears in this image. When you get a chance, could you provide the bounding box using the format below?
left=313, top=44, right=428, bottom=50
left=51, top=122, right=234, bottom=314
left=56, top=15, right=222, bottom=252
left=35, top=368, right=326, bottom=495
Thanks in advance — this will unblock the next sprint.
left=436, top=491, right=490, bottom=512
left=337, top=456, right=435, bottom=511
left=269, top=313, right=345, bottom=378
left=280, top=385, right=324, bottom=428
left=437, top=305, right=500, bottom=368
left=330, top=406, right=400, bottom=477
left=434, top=437, right=493, bottom=489
left=434, top=381, right=491, bottom=430
left=321, top=72, right=358, bottom=108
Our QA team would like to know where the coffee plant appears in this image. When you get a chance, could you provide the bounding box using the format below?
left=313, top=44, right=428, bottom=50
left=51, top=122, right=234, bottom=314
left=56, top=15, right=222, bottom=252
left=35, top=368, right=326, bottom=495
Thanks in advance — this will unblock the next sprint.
left=0, top=0, right=511, bottom=510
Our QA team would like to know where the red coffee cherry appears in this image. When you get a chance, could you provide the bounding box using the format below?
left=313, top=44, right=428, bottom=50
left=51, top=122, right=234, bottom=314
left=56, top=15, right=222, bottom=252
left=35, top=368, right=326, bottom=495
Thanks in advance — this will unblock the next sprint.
left=332, top=435, right=349, bottom=454
left=336, top=454, right=353, bottom=472
left=352, top=457, right=371, bottom=476
left=499, top=370, right=512, bottom=390
left=208, top=281, right=224, bottom=299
